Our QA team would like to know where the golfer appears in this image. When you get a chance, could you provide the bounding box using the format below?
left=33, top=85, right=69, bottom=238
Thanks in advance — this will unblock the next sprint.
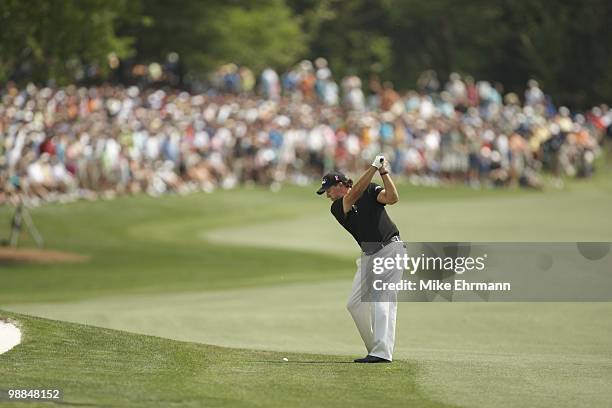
left=317, top=155, right=405, bottom=363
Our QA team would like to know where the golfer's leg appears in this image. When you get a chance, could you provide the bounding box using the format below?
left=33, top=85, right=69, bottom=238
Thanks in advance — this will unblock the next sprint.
left=368, top=288, right=398, bottom=360
left=346, top=257, right=374, bottom=353
left=368, top=245, right=404, bottom=361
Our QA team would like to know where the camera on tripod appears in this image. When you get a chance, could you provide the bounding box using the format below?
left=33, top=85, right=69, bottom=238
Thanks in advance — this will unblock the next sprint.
left=2, top=193, right=44, bottom=248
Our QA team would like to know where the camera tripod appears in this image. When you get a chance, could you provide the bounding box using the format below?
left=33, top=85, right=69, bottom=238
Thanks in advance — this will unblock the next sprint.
left=8, top=201, right=44, bottom=248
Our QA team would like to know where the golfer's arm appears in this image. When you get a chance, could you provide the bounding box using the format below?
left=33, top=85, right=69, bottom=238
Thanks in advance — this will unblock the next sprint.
left=378, top=173, right=399, bottom=205
left=342, top=166, right=378, bottom=213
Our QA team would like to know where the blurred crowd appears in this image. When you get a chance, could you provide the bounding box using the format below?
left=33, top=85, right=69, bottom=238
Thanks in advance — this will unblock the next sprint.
left=1, top=59, right=611, bottom=205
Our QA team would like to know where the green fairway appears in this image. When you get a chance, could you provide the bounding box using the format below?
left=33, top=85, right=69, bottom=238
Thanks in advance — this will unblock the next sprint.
left=2, top=173, right=612, bottom=407
left=0, top=311, right=452, bottom=408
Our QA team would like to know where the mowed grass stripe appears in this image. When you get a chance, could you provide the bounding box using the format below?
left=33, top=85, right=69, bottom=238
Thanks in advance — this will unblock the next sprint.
left=0, top=311, right=455, bottom=408
left=204, top=186, right=612, bottom=254
left=3, top=180, right=610, bottom=305
left=3, top=296, right=611, bottom=407
left=4, top=282, right=612, bottom=359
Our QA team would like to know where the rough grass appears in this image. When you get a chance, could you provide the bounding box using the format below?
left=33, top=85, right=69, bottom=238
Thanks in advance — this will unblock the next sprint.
left=0, top=311, right=454, bottom=408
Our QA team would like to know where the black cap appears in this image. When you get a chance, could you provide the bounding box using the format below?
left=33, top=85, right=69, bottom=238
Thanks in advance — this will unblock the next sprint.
left=316, top=171, right=348, bottom=195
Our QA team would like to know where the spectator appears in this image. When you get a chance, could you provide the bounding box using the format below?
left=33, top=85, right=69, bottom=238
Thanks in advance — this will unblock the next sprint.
left=0, top=65, right=604, bottom=206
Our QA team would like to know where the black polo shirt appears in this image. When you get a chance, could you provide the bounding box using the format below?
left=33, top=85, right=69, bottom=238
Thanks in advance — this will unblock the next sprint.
left=331, top=183, right=399, bottom=249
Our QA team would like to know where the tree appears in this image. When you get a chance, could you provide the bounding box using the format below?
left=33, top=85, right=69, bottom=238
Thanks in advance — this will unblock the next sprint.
left=126, top=0, right=305, bottom=75
left=381, top=0, right=612, bottom=108
left=501, top=0, right=612, bottom=107
left=0, top=0, right=135, bottom=84
left=287, top=0, right=392, bottom=79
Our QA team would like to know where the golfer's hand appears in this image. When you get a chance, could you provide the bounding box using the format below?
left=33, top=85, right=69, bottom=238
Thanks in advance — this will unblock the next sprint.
left=379, top=159, right=389, bottom=174
left=372, top=155, right=385, bottom=169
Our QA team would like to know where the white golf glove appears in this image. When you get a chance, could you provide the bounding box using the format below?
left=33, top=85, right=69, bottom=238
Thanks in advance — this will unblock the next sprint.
left=372, top=155, right=385, bottom=169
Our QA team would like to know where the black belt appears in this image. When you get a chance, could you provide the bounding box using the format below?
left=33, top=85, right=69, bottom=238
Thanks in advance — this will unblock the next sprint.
left=361, top=235, right=401, bottom=256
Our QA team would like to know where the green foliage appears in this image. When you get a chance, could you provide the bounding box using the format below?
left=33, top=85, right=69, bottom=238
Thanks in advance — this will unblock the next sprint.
left=380, top=0, right=612, bottom=107
left=206, top=0, right=306, bottom=71
left=503, top=0, right=612, bottom=107
left=130, top=0, right=305, bottom=74
left=291, top=0, right=392, bottom=78
left=383, top=0, right=507, bottom=85
left=1, top=0, right=611, bottom=107
left=0, top=0, right=135, bottom=84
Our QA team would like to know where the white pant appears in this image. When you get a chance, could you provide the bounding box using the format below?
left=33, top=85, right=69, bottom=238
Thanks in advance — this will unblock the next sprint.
left=346, top=242, right=405, bottom=361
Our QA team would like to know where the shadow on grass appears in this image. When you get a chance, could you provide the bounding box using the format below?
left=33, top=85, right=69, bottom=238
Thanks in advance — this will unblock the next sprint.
left=251, top=360, right=360, bottom=364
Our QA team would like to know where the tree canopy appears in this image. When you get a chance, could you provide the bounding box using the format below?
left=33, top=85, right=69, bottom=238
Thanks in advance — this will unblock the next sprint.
left=1, top=0, right=610, bottom=108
